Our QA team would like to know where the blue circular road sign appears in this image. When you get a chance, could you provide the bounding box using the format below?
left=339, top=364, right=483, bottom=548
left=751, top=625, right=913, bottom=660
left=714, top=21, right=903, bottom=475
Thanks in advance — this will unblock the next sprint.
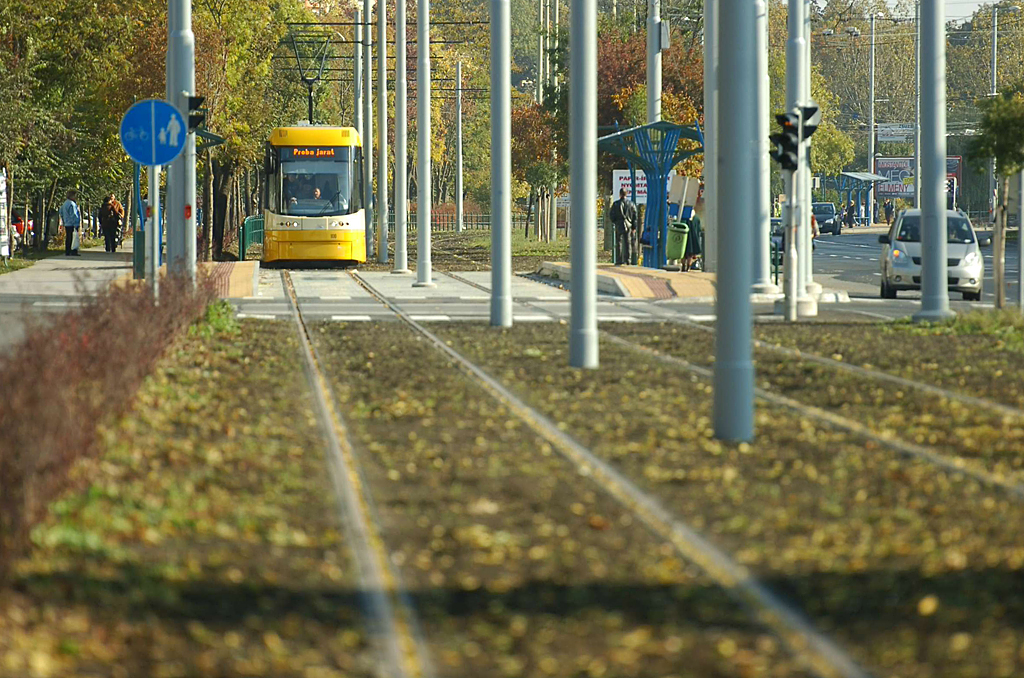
left=120, top=99, right=187, bottom=167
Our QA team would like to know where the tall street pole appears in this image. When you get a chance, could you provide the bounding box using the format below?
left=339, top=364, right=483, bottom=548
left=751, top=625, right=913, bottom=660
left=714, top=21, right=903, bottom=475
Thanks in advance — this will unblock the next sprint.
left=536, top=0, right=544, bottom=102
left=702, top=0, right=717, bottom=273
left=913, top=0, right=954, bottom=322
left=914, top=0, right=921, bottom=207
left=801, top=0, right=819, bottom=299
left=569, top=0, right=597, bottom=368
left=393, top=0, right=410, bottom=274
left=166, top=0, right=196, bottom=283
left=377, top=0, right=388, bottom=263
left=1019, top=169, right=1024, bottom=312
left=990, top=7, right=1000, bottom=224
left=752, top=0, right=777, bottom=293
left=491, top=0, right=513, bottom=327
left=354, top=10, right=363, bottom=143
left=363, top=0, right=374, bottom=251
left=868, top=12, right=876, bottom=225
left=414, top=0, right=434, bottom=287
left=785, top=0, right=814, bottom=314
left=646, top=0, right=662, bottom=122
left=147, top=165, right=161, bottom=301
left=456, top=60, right=464, bottom=234
left=714, top=0, right=755, bottom=442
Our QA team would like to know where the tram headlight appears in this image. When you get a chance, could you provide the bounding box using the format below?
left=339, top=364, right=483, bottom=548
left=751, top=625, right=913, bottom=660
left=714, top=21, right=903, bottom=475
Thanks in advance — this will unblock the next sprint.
left=330, top=221, right=341, bottom=229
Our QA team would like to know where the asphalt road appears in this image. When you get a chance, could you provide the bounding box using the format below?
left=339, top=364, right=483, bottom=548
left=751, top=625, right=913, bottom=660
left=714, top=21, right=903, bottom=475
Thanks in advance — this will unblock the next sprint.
left=812, top=230, right=1022, bottom=306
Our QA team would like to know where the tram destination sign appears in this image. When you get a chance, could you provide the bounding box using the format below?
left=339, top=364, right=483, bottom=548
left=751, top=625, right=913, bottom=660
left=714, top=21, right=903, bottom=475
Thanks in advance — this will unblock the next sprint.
left=280, top=147, right=347, bottom=161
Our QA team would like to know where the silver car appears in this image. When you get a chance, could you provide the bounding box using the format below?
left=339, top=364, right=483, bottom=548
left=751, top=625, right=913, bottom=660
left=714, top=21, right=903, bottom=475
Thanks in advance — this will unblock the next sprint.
left=879, top=209, right=990, bottom=301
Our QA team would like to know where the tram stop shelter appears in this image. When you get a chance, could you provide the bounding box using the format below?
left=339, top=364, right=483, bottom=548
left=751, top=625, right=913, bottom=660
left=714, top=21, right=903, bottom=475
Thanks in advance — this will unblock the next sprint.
left=598, top=120, right=704, bottom=269
left=819, top=171, right=888, bottom=225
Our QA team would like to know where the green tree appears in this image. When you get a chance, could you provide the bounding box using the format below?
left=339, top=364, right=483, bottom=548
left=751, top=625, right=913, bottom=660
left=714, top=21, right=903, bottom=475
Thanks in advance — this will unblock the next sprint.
left=968, top=84, right=1024, bottom=308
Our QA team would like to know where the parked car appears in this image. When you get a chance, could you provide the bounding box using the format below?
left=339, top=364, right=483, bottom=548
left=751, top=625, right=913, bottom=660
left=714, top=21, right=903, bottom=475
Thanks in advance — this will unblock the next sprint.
left=879, top=209, right=990, bottom=301
left=812, top=202, right=840, bottom=235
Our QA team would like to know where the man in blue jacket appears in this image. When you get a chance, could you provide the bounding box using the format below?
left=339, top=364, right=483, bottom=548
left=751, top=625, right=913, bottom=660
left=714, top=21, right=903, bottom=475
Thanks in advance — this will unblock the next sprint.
left=60, top=190, right=81, bottom=257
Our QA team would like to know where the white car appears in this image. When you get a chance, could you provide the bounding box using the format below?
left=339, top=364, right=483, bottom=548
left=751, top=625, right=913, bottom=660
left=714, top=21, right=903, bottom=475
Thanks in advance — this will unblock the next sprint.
left=879, top=209, right=990, bottom=301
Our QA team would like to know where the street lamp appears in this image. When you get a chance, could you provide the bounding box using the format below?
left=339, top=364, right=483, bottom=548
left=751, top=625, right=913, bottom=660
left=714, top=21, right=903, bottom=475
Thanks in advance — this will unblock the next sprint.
left=990, top=5, right=1022, bottom=222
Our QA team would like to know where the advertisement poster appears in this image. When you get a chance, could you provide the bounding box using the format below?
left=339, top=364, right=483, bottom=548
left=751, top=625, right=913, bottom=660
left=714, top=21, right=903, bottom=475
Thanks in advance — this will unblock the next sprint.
left=612, top=169, right=676, bottom=205
left=875, top=157, right=963, bottom=201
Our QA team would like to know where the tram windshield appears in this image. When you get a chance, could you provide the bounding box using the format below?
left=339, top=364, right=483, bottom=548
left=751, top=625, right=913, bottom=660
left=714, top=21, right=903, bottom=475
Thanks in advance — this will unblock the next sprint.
left=275, top=148, right=361, bottom=217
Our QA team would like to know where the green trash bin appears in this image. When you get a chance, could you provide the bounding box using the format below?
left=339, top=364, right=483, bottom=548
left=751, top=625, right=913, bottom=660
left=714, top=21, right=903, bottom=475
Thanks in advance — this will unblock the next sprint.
left=133, top=228, right=145, bottom=280
left=666, top=222, right=689, bottom=261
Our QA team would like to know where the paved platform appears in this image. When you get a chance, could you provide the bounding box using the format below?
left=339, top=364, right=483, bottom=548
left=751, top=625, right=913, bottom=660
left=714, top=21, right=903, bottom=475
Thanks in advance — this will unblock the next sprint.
left=538, top=261, right=717, bottom=299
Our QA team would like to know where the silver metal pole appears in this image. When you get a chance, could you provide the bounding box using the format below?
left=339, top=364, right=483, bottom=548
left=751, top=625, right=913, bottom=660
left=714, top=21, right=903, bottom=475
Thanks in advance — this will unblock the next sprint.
left=914, top=0, right=921, bottom=207
left=714, top=0, right=754, bottom=442
left=783, top=170, right=798, bottom=321
left=752, top=0, right=776, bottom=293
left=544, top=0, right=551, bottom=92
left=913, top=0, right=954, bottom=322
left=1019, top=169, right=1023, bottom=311
left=800, top=0, right=819, bottom=299
left=166, top=0, right=196, bottom=283
left=354, top=10, right=363, bottom=140
left=456, top=60, right=464, bottom=234
left=990, top=7, right=999, bottom=225
left=785, top=0, right=814, bottom=314
left=414, top=0, right=434, bottom=287
left=393, top=0, right=410, bottom=274
left=536, top=0, right=544, bottom=102
left=702, top=0, right=717, bottom=273
left=569, top=0, right=597, bottom=368
left=491, top=0, right=513, bottom=327
left=868, top=13, right=876, bottom=225
left=363, top=0, right=374, bottom=252
left=553, top=0, right=560, bottom=92
left=646, top=0, right=662, bottom=122
left=148, top=165, right=160, bottom=301
left=377, top=0, right=388, bottom=263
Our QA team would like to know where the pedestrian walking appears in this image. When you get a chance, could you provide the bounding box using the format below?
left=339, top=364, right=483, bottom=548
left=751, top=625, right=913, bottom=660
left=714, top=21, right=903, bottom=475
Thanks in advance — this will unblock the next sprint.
left=884, top=199, right=895, bottom=226
left=60, top=189, right=81, bottom=257
left=683, top=186, right=704, bottom=272
left=609, top=187, right=638, bottom=266
left=98, top=194, right=125, bottom=253
left=844, top=200, right=856, bottom=229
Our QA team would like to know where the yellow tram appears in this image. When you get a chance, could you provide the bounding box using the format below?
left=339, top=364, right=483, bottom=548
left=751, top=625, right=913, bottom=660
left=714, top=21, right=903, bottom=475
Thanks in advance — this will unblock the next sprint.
left=262, top=125, right=366, bottom=263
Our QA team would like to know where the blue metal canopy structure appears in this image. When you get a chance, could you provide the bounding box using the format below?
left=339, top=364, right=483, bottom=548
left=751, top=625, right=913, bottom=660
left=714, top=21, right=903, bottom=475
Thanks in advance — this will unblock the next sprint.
left=598, top=120, right=704, bottom=268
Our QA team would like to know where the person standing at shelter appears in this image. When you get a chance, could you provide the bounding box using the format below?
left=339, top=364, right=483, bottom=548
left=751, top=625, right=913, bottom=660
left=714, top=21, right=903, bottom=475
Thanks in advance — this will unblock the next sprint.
left=60, top=190, right=81, bottom=257
left=844, top=200, right=856, bottom=229
left=609, top=187, right=637, bottom=266
left=884, top=199, right=894, bottom=226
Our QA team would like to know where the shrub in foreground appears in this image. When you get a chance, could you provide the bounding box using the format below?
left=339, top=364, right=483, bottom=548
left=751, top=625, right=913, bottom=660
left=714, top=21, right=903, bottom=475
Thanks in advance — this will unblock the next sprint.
left=0, top=276, right=213, bottom=578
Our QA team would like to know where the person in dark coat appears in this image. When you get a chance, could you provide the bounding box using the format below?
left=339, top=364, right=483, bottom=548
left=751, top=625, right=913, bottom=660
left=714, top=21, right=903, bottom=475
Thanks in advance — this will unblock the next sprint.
left=609, top=187, right=638, bottom=266
left=98, top=194, right=125, bottom=253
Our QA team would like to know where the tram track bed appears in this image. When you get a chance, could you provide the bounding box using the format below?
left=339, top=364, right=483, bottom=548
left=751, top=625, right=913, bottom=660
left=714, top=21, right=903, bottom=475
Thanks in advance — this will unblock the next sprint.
left=432, top=322, right=1024, bottom=678
left=603, top=322, right=1024, bottom=487
left=0, top=317, right=377, bottom=678
left=311, top=321, right=814, bottom=678
left=753, top=316, right=1024, bottom=411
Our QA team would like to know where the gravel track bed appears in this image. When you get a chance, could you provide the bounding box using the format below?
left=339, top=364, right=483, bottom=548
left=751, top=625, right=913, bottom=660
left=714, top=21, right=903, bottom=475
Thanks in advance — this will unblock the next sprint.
left=0, top=320, right=376, bottom=678
left=312, top=321, right=812, bottom=678
left=754, top=322, right=1024, bottom=411
left=434, top=322, right=1024, bottom=678
left=609, top=323, right=1024, bottom=486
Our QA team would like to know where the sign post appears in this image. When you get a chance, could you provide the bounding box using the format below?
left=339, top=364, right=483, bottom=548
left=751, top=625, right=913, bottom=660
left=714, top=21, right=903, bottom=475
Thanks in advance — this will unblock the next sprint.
left=120, top=99, right=186, bottom=301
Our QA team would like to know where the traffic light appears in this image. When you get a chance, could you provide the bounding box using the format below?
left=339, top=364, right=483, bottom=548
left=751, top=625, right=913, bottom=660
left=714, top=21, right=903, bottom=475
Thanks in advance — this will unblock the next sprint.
left=800, top=104, right=822, bottom=139
left=769, top=111, right=801, bottom=171
left=187, top=95, right=206, bottom=132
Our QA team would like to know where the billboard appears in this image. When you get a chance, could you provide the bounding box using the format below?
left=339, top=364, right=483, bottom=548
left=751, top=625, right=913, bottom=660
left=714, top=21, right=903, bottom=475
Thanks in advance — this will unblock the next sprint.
left=875, top=157, right=963, bottom=201
left=876, top=123, right=915, bottom=142
left=612, top=169, right=676, bottom=205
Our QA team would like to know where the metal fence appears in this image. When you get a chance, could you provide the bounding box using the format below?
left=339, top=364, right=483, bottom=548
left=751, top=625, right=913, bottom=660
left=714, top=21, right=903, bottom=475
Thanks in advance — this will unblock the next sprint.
left=239, top=215, right=264, bottom=261
left=389, top=212, right=530, bottom=234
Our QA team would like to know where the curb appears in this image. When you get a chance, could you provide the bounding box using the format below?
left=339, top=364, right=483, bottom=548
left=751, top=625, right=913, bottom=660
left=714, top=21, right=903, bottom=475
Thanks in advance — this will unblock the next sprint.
left=537, top=262, right=629, bottom=297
